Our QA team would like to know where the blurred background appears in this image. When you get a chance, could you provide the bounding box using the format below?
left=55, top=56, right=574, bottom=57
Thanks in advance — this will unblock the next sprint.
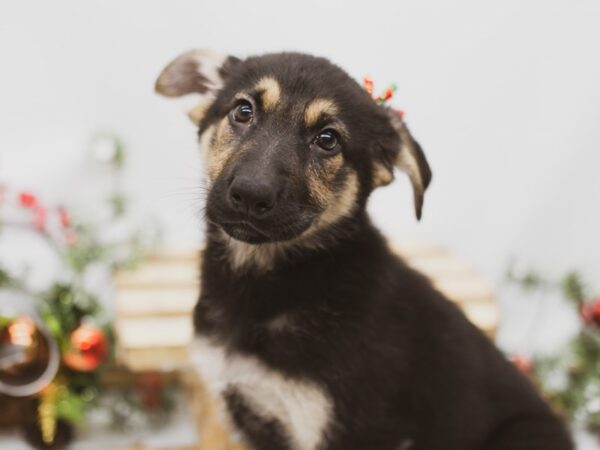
left=1, top=1, right=599, bottom=449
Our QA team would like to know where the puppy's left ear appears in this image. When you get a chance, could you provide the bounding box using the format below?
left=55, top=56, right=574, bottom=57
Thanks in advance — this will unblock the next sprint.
left=155, top=49, right=240, bottom=124
left=375, top=109, right=432, bottom=220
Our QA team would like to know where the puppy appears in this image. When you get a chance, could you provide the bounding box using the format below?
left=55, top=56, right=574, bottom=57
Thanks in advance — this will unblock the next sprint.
left=155, top=50, right=573, bottom=450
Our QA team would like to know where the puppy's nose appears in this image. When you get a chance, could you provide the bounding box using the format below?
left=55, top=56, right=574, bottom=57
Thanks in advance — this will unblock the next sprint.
left=228, top=176, right=276, bottom=216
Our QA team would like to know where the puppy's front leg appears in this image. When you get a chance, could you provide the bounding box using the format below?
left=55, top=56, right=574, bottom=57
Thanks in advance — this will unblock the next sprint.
left=483, top=414, right=573, bottom=450
left=223, top=388, right=293, bottom=450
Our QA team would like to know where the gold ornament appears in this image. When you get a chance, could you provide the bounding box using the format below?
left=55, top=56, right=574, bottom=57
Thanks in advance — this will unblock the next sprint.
left=38, top=382, right=58, bottom=445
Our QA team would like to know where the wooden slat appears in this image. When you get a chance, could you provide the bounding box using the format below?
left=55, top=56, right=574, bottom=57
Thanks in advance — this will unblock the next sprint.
left=115, top=346, right=190, bottom=372
left=113, top=243, right=498, bottom=370
left=115, top=261, right=199, bottom=288
left=115, top=287, right=197, bottom=317
left=432, top=277, right=495, bottom=304
left=116, top=316, right=193, bottom=348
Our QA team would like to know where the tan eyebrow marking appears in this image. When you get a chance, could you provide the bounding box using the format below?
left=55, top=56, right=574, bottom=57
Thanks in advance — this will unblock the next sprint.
left=304, top=99, right=338, bottom=127
left=255, top=77, right=281, bottom=112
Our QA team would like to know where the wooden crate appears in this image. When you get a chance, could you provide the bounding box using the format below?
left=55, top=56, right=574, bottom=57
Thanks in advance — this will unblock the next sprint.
left=113, top=240, right=498, bottom=449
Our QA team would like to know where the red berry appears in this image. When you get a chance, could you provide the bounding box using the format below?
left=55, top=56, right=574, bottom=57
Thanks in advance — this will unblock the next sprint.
left=580, top=299, right=600, bottom=327
left=58, top=207, right=70, bottom=228
left=510, top=355, right=533, bottom=375
left=19, top=192, right=37, bottom=208
left=63, top=229, right=77, bottom=246
left=33, top=205, right=47, bottom=230
left=592, top=299, right=600, bottom=327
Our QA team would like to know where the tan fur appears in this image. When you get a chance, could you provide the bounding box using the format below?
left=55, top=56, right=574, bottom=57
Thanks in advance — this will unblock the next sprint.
left=188, top=99, right=213, bottom=124
left=201, top=118, right=236, bottom=183
left=255, top=77, right=281, bottom=112
left=372, top=162, right=394, bottom=187
left=396, top=128, right=424, bottom=193
left=311, top=171, right=359, bottom=230
left=222, top=233, right=282, bottom=272
left=267, top=314, right=294, bottom=333
left=307, top=154, right=343, bottom=207
left=304, top=99, right=338, bottom=127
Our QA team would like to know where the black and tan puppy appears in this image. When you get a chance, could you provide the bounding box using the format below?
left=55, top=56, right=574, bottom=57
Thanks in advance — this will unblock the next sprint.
left=155, top=50, right=573, bottom=450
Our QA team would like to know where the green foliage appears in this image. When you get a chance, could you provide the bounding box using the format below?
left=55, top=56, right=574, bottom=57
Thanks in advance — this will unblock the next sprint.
left=55, top=384, right=88, bottom=424
left=0, top=265, right=10, bottom=288
left=505, top=263, right=548, bottom=291
left=508, top=267, right=600, bottom=433
left=561, top=272, right=587, bottom=305
left=0, top=135, right=167, bottom=438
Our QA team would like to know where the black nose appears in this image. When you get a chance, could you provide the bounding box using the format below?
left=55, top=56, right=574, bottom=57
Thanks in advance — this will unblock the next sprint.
left=228, top=176, right=276, bottom=216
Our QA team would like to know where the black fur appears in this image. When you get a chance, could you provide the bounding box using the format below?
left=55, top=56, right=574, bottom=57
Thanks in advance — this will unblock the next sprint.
left=172, top=52, right=574, bottom=449
left=197, top=215, right=572, bottom=449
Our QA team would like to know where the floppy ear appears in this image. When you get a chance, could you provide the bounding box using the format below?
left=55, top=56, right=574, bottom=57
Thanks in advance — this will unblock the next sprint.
left=375, top=109, right=432, bottom=220
left=155, top=49, right=240, bottom=124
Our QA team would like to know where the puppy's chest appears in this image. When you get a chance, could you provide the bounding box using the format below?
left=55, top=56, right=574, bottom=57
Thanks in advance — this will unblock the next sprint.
left=190, top=335, right=333, bottom=450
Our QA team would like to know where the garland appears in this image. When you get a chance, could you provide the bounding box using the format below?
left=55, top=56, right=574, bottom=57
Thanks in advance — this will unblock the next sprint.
left=0, top=136, right=172, bottom=449
left=507, top=266, right=600, bottom=434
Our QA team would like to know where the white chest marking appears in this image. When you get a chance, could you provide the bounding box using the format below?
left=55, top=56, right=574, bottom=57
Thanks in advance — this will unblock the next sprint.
left=190, top=337, right=333, bottom=450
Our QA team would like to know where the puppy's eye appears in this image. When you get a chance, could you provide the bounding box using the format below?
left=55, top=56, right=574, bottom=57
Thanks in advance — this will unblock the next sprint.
left=313, top=129, right=339, bottom=152
left=232, top=101, right=254, bottom=123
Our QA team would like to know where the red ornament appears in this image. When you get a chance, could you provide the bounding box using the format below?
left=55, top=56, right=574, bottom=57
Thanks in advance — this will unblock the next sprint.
left=62, top=324, right=108, bottom=372
left=510, top=355, right=533, bottom=375
left=19, top=192, right=38, bottom=208
left=580, top=298, right=600, bottom=327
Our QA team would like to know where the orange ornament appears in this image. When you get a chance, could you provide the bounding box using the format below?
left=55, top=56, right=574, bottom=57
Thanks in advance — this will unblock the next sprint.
left=62, top=324, right=108, bottom=372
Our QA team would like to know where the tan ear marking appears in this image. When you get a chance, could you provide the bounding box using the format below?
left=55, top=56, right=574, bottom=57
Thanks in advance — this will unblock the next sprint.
left=383, top=109, right=431, bottom=220
left=396, top=126, right=429, bottom=220
left=188, top=100, right=213, bottom=125
left=304, top=99, right=338, bottom=127
left=255, top=77, right=281, bottom=112
left=396, top=139, right=424, bottom=193
left=373, top=162, right=394, bottom=187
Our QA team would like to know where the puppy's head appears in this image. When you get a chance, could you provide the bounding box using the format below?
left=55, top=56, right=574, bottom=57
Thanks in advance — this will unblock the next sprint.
left=156, top=50, right=431, bottom=246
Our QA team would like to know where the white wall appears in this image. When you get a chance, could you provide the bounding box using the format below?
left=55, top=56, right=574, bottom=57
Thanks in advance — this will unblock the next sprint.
left=1, top=1, right=599, bottom=350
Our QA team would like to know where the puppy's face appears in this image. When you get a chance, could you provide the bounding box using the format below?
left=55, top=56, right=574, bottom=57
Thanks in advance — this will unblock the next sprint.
left=156, top=51, right=431, bottom=245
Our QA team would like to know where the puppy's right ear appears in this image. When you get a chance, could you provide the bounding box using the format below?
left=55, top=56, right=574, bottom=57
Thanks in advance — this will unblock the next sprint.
left=155, top=49, right=240, bottom=124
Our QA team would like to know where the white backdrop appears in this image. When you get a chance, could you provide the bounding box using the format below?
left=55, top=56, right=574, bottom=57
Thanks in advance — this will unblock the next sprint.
left=1, top=0, right=599, bottom=357
left=1, top=1, right=600, bottom=447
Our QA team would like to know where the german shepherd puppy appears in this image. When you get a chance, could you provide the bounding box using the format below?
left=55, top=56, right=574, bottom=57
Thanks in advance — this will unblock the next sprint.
left=155, top=50, right=573, bottom=450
